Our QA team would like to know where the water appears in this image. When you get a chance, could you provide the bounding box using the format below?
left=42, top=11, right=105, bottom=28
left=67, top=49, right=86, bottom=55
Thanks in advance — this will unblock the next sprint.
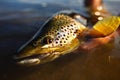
left=0, top=0, right=120, bottom=80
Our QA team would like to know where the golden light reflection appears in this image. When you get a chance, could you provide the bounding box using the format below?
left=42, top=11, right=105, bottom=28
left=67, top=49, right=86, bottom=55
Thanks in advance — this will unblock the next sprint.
left=108, top=56, right=111, bottom=63
left=97, top=6, right=103, bottom=11
left=94, top=11, right=101, bottom=16
left=98, top=16, right=103, bottom=20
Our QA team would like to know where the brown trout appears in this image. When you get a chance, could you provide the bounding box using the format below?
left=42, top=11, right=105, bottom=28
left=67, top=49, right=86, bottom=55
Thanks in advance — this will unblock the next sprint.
left=14, top=11, right=120, bottom=66
left=14, top=12, right=87, bottom=65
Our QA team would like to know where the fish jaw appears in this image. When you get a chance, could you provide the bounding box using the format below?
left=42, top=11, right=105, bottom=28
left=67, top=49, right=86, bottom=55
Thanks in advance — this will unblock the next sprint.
left=14, top=44, right=60, bottom=65
left=15, top=52, right=61, bottom=66
left=14, top=38, right=81, bottom=66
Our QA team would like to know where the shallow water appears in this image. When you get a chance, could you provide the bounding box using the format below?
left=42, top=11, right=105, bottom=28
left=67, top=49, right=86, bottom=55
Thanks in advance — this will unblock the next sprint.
left=0, top=0, right=120, bottom=80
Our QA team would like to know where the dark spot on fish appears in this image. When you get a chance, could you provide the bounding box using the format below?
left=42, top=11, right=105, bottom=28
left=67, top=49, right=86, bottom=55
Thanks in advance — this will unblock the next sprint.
left=57, top=28, right=59, bottom=31
left=67, top=27, right=69, bottom=29
left=60, top=44, right=62, bottom=46
left=74, top=30, right=78, bottom=33
left=62, top=37, right=64, bottom=39
left=51, top=31, right=54, bottom=34
left=60, top=41, right=62, bottom=43
left=61, top=26, right=63, bottom=29
left=71, top=28, right=74, bottom=30
left=41, top=36, right=53, bottom=45
left=55, top=38, right=59, bottom=40
left=70, top=24, right=73, bottom=27
left=58, top=36, right=60, bottom=38
left=73, top=34, right=76, bottom=36
left=74, top=23, right=76, bottom=25
left=64, top=41, right=66, bottom=43
left=57, top=32, right=60, bottom=35
left=67, top=36, right=69, bottom=38
left=63, top=34, right=65, bottom=36
left=64, top=29, right=67, bottom=31
left=56, top=41, right=58, bottom=44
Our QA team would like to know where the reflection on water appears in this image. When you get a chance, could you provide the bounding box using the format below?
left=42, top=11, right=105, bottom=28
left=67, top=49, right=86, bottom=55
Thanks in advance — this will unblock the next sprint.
left=1, top=42, right=120, bottom=80
left=0, top=0, right=120, bottom=80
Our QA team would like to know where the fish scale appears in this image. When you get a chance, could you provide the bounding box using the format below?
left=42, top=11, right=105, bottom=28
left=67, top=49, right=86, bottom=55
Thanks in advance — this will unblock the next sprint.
left=41, top=14, right=86, bottom=48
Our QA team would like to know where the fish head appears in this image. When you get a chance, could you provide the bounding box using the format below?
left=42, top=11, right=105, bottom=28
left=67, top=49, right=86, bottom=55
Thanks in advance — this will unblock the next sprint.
left=14, top=13, right=86, bottom=66
left=14, top=37, right=81, bottom=66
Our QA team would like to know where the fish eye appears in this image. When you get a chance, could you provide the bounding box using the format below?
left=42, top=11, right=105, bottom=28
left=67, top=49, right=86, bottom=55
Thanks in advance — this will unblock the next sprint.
left=41, top=36, right=53, bottom=45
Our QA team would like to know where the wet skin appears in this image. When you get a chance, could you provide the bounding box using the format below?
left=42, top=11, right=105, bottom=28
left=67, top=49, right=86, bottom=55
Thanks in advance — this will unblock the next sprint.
left=14, top=11, right=87, bottom=66
left=14, top=11, right=120, bottom=66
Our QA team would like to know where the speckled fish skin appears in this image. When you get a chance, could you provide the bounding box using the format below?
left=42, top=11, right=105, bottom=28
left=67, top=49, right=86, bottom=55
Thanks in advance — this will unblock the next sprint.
left=14, top=13, right=86, bottom=65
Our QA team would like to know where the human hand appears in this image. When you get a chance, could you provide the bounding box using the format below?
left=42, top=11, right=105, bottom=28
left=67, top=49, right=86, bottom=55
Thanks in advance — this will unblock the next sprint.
left=79, top=31, right=115, bottom=51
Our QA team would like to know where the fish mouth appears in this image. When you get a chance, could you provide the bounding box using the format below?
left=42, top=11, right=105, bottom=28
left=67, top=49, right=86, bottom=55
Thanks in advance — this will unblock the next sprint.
left=14, top=52, right=61, bottom=66
left=14, top=54, right=41, bottom=66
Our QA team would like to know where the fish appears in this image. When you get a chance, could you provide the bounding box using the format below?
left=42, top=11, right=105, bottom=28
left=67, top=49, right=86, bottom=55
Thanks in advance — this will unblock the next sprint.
left=14, top=11, right=87, bottom=66
left=14, top=10, right=120, bottom=66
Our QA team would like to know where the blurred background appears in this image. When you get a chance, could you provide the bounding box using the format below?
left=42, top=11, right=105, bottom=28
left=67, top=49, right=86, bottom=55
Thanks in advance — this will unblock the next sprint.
left=0, top=0, right=120, bottom=80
